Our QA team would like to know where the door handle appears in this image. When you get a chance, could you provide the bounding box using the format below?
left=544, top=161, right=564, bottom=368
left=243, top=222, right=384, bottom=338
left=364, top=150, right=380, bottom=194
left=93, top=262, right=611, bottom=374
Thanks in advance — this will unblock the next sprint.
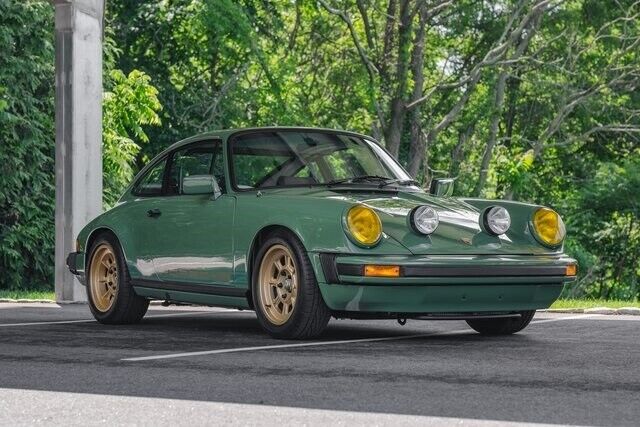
left=147, top=208, right=162, bottom=218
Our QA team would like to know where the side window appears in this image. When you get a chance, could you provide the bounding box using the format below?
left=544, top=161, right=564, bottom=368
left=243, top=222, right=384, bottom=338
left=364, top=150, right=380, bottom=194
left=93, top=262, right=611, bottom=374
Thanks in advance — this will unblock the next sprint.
left=133, top=158, right=167, bottom=197
left=166, top=141, right=224, bottom=195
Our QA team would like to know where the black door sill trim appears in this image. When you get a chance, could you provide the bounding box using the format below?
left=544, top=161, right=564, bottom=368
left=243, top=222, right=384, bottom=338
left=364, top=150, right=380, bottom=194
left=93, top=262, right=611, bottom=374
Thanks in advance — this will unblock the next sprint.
left=132, top=278, right=247, bottom=298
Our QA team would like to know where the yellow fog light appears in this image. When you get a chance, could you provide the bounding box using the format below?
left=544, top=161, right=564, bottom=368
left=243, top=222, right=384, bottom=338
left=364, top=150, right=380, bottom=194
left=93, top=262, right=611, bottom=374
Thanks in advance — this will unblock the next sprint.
left=345, top=205, right=382, bottom=247
left=532, top=207, right=566, bottom=247
left=364, top=265, right=400, bottom=277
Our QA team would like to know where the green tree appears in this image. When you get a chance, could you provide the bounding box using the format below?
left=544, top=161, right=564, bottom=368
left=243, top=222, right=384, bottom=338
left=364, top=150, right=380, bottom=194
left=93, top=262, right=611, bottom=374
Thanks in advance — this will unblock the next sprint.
left=566, top=158, right=640, bottom=299
left=103, top=69, right=162, bottom=206
left=0, top=1, right=55, bottom=290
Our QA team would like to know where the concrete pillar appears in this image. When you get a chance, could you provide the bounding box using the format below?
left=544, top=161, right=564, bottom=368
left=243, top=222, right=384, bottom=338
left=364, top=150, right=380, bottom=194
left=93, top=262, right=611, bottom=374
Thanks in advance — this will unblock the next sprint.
left=53, top=0, right=104, bottom=302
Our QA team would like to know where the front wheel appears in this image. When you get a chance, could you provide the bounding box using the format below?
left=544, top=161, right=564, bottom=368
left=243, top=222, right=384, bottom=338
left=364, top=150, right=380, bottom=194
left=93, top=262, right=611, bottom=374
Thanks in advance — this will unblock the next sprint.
left=86, top=233, right=149, bottom=324
left=252, top=232, right=330, bottom=339
left=466, top=311, right=536, bottom=335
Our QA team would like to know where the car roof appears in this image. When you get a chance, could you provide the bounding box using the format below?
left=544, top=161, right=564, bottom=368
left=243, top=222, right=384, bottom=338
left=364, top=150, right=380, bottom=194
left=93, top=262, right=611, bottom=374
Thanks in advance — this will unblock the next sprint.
left=165, top=126, right=376, bottom=152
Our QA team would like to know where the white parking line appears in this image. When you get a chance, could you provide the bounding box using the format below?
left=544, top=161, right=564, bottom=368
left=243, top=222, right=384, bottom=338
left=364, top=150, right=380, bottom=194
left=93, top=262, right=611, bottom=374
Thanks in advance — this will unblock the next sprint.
left=122, top=314, right=600, bottom=362
left=0, top=310, right=229, bottom=328
left=121, top=331, right=470, bottom=362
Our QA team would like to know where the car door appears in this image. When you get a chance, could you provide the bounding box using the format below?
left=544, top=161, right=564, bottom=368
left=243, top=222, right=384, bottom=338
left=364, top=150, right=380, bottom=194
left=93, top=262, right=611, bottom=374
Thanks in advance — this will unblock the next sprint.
left=124, top=156, right=172, bottom=281
left=151, top=139, right=235, bottom=286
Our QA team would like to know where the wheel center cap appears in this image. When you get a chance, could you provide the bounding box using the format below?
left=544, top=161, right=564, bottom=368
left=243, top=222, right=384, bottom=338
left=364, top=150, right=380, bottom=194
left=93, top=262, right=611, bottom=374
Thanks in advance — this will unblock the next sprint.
left=283, top=278, right=293, bottom=292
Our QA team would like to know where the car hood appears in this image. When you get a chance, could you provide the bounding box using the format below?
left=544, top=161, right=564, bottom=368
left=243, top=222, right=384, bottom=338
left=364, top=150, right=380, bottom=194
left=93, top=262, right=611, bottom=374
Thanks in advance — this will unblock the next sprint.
left=265, top=186, right=558, bottom=255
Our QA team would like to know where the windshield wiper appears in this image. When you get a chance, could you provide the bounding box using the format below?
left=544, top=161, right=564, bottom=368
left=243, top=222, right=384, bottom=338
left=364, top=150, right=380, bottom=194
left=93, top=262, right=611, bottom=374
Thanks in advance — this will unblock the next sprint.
left=378, top=178, right=420, bottom=188
left=326, top=175, right=393, bottom=187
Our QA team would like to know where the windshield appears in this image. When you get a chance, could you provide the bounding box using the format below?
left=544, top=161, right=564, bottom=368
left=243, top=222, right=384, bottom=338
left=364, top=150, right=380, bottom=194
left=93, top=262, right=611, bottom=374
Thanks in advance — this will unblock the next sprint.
left=230, top=130, right=413, bottom=190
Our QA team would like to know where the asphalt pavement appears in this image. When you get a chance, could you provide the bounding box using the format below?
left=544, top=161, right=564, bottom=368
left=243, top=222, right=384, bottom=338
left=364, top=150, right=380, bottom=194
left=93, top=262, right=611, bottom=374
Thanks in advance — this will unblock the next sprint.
left=0, top=303, right=638, bottom=426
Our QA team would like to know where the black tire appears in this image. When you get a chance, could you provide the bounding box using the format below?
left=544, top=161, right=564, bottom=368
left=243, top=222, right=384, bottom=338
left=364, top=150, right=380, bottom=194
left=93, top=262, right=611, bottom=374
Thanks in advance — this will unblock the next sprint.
left=86, top=233, right=149, bottom=324
left=466, top=311, right=536, bottom=335
left=252, top=231, right=331, bottom=339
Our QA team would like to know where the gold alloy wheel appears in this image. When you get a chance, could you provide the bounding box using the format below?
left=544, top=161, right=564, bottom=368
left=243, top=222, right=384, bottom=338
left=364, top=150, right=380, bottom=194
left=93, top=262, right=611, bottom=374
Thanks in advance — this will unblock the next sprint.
left=258, top=244, right=298, bottom=326
left=89, top=243, right=119, bottom=312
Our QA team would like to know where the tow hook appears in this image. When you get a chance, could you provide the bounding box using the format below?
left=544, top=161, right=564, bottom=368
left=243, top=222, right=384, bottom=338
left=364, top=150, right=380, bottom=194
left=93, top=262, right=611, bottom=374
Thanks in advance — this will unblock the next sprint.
left=397, top=317, right=407, bottom=326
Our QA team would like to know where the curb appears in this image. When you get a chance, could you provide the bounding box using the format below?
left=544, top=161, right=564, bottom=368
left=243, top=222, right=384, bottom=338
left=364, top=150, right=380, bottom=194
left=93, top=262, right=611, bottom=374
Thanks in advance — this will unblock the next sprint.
left=541, top=307, right=640, bottom=315
left=0, top=298, right=58, bottom=304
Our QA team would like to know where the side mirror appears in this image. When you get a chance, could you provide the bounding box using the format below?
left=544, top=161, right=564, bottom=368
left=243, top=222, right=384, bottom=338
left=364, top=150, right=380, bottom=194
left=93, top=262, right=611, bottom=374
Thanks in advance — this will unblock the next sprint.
left=182, top=175, right=222, bottom=199
left=428, top=178, right=455, bottom=197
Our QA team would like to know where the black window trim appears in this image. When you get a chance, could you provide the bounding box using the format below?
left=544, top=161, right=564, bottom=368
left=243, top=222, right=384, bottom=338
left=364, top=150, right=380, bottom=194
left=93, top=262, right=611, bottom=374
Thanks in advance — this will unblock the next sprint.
left=131, top=155, right=169, bottom=198
left=131, top=138, right=222, bottom=198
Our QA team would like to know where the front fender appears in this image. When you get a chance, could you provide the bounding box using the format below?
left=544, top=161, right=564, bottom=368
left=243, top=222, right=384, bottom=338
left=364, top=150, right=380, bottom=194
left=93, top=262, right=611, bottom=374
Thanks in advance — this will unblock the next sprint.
left=231, top=192, right=412, bottom=286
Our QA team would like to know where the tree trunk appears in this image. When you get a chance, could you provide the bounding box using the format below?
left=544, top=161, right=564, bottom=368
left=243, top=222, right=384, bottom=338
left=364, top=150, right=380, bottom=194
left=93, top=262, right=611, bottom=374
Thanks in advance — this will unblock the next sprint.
left=379, top=0, right=397, bottom=83
left=474, top=11, right=543, bottom=196
left=406, top=4, right=429, bottom=178
left=450, top=124, right=475, bottom=177
left=473, top=71, right=507, bottom=196
left=383, top=0, right=412, bottom=158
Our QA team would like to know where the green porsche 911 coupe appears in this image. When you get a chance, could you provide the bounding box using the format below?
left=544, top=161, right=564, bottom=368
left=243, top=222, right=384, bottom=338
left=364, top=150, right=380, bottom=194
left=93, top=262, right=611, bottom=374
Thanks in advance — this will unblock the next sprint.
left=67, top=127, right=577, bottom=339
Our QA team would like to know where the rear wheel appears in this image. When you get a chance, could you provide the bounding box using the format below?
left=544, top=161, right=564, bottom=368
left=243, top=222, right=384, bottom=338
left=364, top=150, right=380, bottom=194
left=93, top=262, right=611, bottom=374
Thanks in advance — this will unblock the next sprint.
left=86, top=234, right=149, bottom=324
left=252, top=231, right=330, bottom=339
left=466, top=311, right=536, bottom=335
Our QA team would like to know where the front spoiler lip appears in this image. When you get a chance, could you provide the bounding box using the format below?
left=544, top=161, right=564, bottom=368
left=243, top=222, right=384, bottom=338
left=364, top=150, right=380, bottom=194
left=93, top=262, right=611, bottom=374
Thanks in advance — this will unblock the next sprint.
left=332, top=311, right=523, bottom=320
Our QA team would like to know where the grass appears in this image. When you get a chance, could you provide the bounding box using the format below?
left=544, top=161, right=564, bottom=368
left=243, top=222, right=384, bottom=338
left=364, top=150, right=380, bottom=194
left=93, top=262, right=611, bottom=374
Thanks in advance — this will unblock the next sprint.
left=551, top=299, right=640, bottom=309
left=0, top=290, right=55, bottom=300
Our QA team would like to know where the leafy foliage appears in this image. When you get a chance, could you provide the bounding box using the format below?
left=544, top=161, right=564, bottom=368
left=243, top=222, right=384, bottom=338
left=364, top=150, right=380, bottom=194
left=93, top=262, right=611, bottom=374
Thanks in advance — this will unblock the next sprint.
left=564, top=158, right=640, bottom=299
left=0, top=1, right=55, bottom=290
left=103, top=70, right=161, bottom=206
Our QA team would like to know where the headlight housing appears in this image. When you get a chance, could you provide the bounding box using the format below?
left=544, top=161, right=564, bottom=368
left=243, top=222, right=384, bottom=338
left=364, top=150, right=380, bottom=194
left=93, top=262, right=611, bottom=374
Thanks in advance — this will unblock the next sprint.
left=483, top=206, right=511, bottom=235
left=532, top=207, right=566, bottom=247
left=345, top=205, right=382, bottom=247
left=409, top=206, right=439, bottom=235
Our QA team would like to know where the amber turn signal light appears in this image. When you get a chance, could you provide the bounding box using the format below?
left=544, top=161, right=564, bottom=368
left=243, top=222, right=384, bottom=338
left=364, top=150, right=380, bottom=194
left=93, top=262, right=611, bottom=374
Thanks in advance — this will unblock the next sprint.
left=565, top=264, right=577, bottom=276
left=364, top=265, right=400, bottom=277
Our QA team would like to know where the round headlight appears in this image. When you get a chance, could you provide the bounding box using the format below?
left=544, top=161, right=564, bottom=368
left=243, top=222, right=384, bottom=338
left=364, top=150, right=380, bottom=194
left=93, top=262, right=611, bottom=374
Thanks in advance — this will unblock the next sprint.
left=483, top=206, right=511, bottom=235
left=532, top=207, right=566, bottom=246
left=346, top=205, right=382, bottom=246
left=410, top=206, right=439, bottom=235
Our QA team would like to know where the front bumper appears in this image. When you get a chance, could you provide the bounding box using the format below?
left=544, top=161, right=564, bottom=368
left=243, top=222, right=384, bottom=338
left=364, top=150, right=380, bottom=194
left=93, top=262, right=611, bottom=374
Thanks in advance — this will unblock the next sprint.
left=313, top=253, right=576, bottom=314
